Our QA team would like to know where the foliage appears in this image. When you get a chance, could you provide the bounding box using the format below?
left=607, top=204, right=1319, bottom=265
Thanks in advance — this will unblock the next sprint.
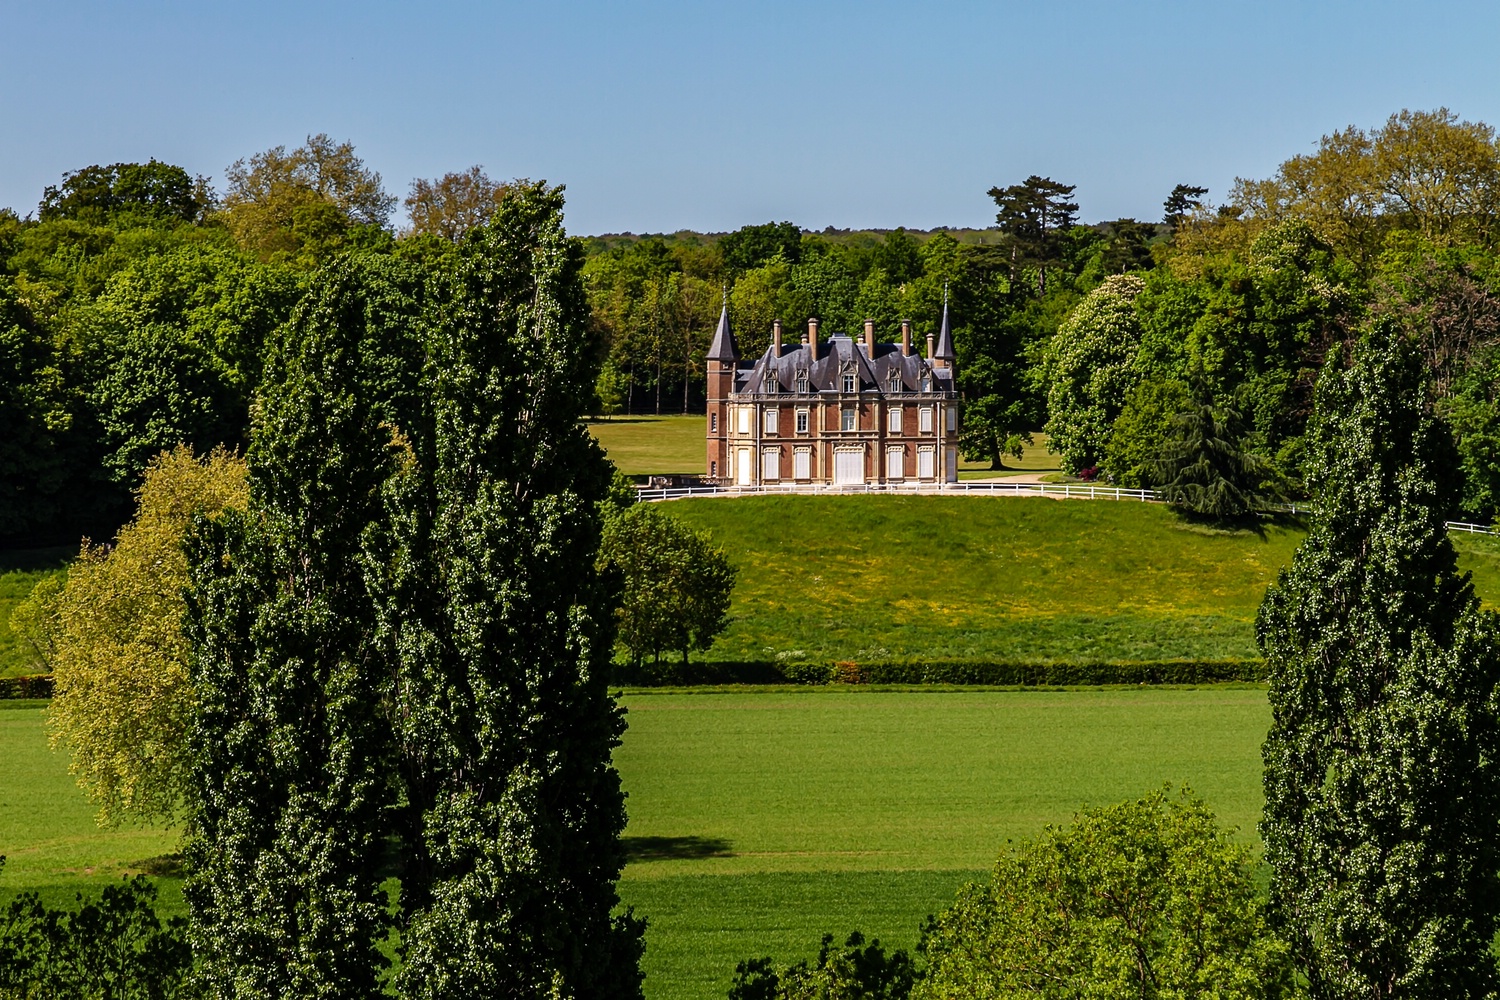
left=1153, top=395, right=1279, bottom=521
left=386, top=183, right=645, bottom=999
left=729, top=931, right=916, bottom=1000
left=404, top=165, right=511, bottom=242
left=916, top=788, right=1293, bottom=1000
left=0, top=291, right=77, bottom=541
left=25, top=446, right=247, bottom=827
left=38, top=160, right=209, bottom=227
left=221, top=133, right=396, bottom=262
left=599, top=502, right=737, bottom=666
left=1044, top=274, right=1146, bottom=473
left=987, top=175, right=1079, bottom=294
left=720, top=221, right=803, bottom=272
left=1101, top=376, right=1192, bottom=487
left=183, top=251, right=427, bottom=999
left=0, top=859, right=192, bottom=1000
left=1259, top=329, right=1500, bottom=998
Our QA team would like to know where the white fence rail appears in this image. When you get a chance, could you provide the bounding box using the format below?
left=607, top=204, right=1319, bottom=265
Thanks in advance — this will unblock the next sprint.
left=635, top=481, right=1499, bottom=536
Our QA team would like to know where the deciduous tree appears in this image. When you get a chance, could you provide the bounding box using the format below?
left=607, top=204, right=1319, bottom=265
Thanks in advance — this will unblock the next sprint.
left=404, top=165, right=510, bottom=242
left=1044, top=274, right=1145, bottom=473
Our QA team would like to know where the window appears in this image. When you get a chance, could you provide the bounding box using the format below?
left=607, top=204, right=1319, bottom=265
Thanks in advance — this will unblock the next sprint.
left=763, top=448, right=780, bottom=480
left=888, top=406, right=902, bottom=433
left=796, top=369, right=809, bottom=394
left=886, top=446, right=905, bottom=480
left=710, top=412, right=717, bottom=433
left=888, top=373, right=902, bottom=393
left=921, top=374, right=933, bottom=392
left=737, top=406, right=751, bottom=435
left=796, top=409, right=809, bottom=434
left=841, top=407, right=857, bottom=431
left=765, top=370, right=779, bottom=394
left=919, top=407, right=934, bottom=433
left=711, top=460, right=718, bottom=478
left=842, top=373, right=857, bottom=394
left=918, top=447, right=936, bottom=479
left=946, top=406, right=957, bottom=432
left=765, top=409, right=779, bottom=434
left=794, top=447, right=811, bottom=479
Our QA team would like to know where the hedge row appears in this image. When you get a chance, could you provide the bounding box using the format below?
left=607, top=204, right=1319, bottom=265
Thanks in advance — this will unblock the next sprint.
left=0, top=674, right=54, bottom=699
left=610, top=659, right=1267, bottom=687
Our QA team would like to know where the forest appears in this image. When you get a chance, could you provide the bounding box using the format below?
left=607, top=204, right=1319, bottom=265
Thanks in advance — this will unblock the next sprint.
left=8, top=108, right=1500, bottom=546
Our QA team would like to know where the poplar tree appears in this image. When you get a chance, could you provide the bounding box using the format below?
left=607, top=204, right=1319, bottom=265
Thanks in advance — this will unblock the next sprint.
left=1259, top=326, right=1500, bottom=999
left=183, top=254, right=428, bottom=999
left=389, top=183, right=644, bottom=999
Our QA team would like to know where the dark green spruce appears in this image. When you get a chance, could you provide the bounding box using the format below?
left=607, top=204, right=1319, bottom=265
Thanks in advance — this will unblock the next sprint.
left=1258, top=325, right=1500, bottom=999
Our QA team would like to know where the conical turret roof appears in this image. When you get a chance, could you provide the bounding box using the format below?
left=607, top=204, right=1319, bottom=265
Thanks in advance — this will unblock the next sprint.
left=706, top=301, right=737, bottom=362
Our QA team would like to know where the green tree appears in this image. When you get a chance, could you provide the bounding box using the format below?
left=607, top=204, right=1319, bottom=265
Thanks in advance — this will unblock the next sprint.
left=184, top=253, right=428, bottom=1000
left=39, top=160, right=209, bottom=227
left=404, top=165, right=510, bottom=242
left=728, top=931, right=916, bottom=1000
left=1164, top=183, right=1210, bottom=233
left=1153, top=394, right=1279, bottom=521
left=917, top=788, right=1292, bottom=1000
left=0, top=284, right=76, bottom=541
left=599, top=503, right=737, bottom=668
left=1259, top=328, right=1500, bottom=999
left=1101, top=376, right=1192, bottom=487
left=987, top=175, right=1079, bottom=294
left=1044, top=274, right=1146, bottom=473
left=387, top=183, right=645, bottom=999
left=221, top=134, right=396, bottom=263
left=720, top=221, right=802, bottom=272
left=32, top=446, right=247, bottom=827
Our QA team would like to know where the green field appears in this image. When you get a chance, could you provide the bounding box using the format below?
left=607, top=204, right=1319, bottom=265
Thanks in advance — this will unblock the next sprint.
left=0, top=548, right=71, bottom=678
left=666, top=495, right=1500, bottom=664
left=2, top=688, right=1271, bottom=1000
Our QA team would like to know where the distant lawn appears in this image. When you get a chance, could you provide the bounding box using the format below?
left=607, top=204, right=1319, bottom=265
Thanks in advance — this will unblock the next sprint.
left=1, top=687, right=1271, bottom=1000
left=589, top=415, right=706, bottom=478
left=664, top=495, right=1500, bottom=665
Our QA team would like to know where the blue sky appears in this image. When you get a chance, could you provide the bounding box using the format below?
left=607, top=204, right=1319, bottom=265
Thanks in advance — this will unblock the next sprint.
left=3, top=1, right=1498, bottom=235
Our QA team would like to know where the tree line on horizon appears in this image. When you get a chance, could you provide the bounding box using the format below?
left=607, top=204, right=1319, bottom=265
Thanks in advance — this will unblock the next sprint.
left=9, top=108, right=1500, bottom=543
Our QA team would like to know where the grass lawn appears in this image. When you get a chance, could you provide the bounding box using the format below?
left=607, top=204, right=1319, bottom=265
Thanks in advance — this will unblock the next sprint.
left=0, top=687, right=1270, bottom=1000
left=662, top=495, right=1500, bottom=665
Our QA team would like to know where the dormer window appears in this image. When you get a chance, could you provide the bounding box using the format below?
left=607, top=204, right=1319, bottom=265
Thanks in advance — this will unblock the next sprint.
left=921, top=375, right=934, bottom=392
left=765, top=370, right=779, bottom=394
left=796, top=369, right=809, bottom=394
left=887, top=373, right=902, bottom=393
left=842, top=374, right=857, bottom=394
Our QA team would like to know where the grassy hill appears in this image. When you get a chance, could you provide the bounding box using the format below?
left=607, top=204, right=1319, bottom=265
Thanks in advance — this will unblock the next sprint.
left=666, top=494, right=1500, bottom=665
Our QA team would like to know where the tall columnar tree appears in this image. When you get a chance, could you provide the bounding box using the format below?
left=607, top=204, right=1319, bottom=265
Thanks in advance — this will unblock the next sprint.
left=1044, top=274, right=1146, bottom=473
left=389, top=183, right=644, bottom=999
left=183, top=254, right=428, bottom=999
left=1259, top=326, right=1500, bottom=999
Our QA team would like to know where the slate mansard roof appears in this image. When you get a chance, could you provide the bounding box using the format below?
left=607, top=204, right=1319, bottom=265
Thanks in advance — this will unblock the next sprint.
left=733, top=333, right=955, bottom=397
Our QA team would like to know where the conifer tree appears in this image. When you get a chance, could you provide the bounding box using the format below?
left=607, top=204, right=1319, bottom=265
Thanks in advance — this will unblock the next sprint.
left=1259, top=325, right=1500, bottom=999
left=183, top=255, right=428, bottom=999
left=389, top=183, right=644, bottom=999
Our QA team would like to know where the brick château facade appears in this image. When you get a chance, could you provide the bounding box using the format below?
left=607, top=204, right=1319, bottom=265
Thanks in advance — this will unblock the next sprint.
left=705, top=303, right=960, bottom=486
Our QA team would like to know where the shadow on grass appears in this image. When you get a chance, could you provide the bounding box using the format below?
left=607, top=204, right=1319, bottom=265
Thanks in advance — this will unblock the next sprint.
left=127, top=854, right=185, bottom=877
left=623, top=836, right=735, bottom=862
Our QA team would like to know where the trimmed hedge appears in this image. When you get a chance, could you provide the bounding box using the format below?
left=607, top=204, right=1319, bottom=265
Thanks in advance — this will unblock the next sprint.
left=610, top=659, right=1266, bottom=687
left=0, top=674, right=54, bottom=699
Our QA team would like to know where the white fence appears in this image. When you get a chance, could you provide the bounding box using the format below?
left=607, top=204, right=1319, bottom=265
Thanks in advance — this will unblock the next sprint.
left=636, top=481, right=1499, bottom=536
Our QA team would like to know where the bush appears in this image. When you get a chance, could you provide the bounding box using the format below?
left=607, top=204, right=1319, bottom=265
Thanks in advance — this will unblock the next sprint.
left=608, top=659, right=1266, bottom=687
left=728, top=931, right=917, bottom=1000
left=916, top=788, right=1294, bottom=1000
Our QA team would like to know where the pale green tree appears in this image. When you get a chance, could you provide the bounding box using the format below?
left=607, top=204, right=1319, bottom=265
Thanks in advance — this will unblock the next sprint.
left=1043, top=274, right=1146, bottom=473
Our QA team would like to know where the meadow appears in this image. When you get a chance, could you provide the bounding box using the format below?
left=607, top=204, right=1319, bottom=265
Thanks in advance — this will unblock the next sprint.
left=0, top=687, right=1270, bottom=1000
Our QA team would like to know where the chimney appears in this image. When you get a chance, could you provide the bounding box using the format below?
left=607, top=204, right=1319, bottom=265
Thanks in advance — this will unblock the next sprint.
left=863, top=318, right=876, bottom=359
left=772, top=319, right=783, bottom=357
left=926, top=330, right=936, bottom=360
left=808, top=318, right=820, bottom=360
left=901, top=319, right=912, bottom=357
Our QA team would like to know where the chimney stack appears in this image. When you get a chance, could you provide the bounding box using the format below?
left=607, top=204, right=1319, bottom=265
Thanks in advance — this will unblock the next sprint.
left=808, top=318, right=820, bottom=360
left=901, top=320, right=912, bottom=357
left=926, top=330, right=936, bottom=360
left=863, top=318, right=876, bottom=359
left=772, top=319, right=783, bottom=356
